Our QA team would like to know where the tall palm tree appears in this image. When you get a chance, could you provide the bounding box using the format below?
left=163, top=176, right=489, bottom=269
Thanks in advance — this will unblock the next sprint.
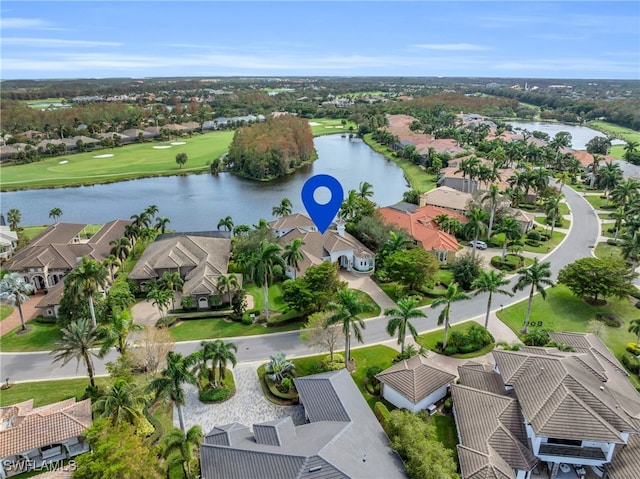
left=326, top=288, right=373, bottom=366
left=110, top=236, right=132, bottom=263
left=629, top=318, right=640, bottom=347
left=124, top=223, right=140, bottom=244
left=98, top=310, right=142, bottom=357
left=130, top=212, right=151, bottom=229
left=357, top=181, right=374, bottom=200
left=272, top=198, right=293, bottom=218
left=155, top=216, right=171, bottom=234
left=246, top=240, right=285, bottom=323
left=0, top=273, right=34, bottom=331
left=198, top=339, right=238, bottom=387
left=7, top=209, right=21, bottom=231
left=217, top=216, right=234, bottom=232
left=556, top=171, right=572, bottom=192
left=282, top=238, right=305, bottom=279
left=159, top=271, right=184, bottom=311
left=620, top=232, right=640, bottom=269
left=512, top=259, right=554, bottom=334
left=163, top=425, right=203, bottom=479
left=51, top=318, right=101, bottom=387
left=597, top=162, right=623, bottom=205
left=64, top=256, right=109, bottom=328
left=48, top=207, right=63, bottom=223
left=147, top=288, right=172, bottom=319
left=102, top=254, right=120, bottom=282
left=144, top=204, right=159, bottom=222
left=148, top=351, right=198, bottom=433
left=380, top=231, right=411, bottom=260
left=610, top=207, right=626, bottom=241
left=384, top=297, right=426, bottom=354
left=611, top=178, right=640, bottom=211
left=338, top=189, right=360, bottom=222
left=430, top=282, right=471, bottom=351
left=93, top=378, right=146, bottom=426
left=464, top=208, right=488, bottom=254
left=544, top=194, right=563, bottom=238
left=216, top=274, right=239, bottom=308
left=623, top=141, right=639, bottom=162
left=471, top=269, right=513, bottom=329
left=481, top=184, right=500, bottom=240
left=495, top=217, right=523, bottom=261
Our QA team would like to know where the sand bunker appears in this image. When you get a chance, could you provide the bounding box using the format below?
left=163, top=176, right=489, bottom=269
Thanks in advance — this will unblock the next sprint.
left=153, top=146, right=172, bottom=149
left=308, top=122, right=321, bottom=126
left=59, top=160, right=68, bottom=164
left=93, top=154, right=114, bottom=158
left=171, top=141, right=186, bottom=145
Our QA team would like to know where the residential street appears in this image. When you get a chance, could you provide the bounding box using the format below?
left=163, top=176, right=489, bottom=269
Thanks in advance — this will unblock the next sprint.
left=0, top=185, right=600, bottom=383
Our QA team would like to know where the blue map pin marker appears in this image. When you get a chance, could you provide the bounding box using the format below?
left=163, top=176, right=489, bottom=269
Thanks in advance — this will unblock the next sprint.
left=301, top=174, right=344, bottom=234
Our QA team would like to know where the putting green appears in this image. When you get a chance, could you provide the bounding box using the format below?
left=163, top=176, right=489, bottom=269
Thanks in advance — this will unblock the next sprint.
left=0, top=131, right=234, bottom=191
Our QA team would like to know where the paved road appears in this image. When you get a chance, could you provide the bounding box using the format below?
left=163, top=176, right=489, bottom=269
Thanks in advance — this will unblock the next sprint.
left=0, top=185, right=600, bottom=383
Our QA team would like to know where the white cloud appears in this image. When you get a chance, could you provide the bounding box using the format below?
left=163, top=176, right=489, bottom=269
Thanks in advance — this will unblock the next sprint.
left=2, top=38, right=123, bottom=48
left=413, top=43, right=491, bottom=51
left=0, top=17, right=51, bottom=29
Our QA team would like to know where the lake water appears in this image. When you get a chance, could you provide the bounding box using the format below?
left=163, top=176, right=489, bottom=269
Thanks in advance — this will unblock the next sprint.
left=0, top=135, right=409, bottom=230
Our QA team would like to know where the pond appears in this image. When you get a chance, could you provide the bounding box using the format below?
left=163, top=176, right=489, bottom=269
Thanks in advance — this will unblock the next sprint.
left=0, top=135, right=409, bottom=230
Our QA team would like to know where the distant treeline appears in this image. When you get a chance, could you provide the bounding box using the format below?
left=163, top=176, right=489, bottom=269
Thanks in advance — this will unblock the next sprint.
left=226, top=116, right=316, bottom=180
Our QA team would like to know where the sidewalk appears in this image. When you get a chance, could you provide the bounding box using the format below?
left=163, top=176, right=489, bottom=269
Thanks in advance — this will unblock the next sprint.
left=0, top=293, right=42, bottom=336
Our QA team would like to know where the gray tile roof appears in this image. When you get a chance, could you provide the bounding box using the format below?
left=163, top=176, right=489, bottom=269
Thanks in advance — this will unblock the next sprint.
left=376, top=355, right=456, bottom=404
left=294, top=373, right=351, bottom=423
left=608, top=433, right=640, bottom=479
left=457, top=361, right=508, bottom=396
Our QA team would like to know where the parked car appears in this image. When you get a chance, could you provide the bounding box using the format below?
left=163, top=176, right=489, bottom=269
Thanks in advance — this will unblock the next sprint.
left=469, top=240, right=487, bottom=250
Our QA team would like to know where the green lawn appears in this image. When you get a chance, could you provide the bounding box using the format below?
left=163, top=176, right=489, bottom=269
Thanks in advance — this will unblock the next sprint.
left=417, top=321, right=495, bottom=359
left=0, top=305, right=13, bottom=321
left=0, top=131, right=235, bottom=191
left=589, top=121, right=640, bottom=146
left=18, top=224, right=102, bottom=245
left=0, top=321, right=63, bottom=352
left=169, top=316, right=303, bottom=342
left=601, top=223, right=617, bottom=239
left=534, top=215, right=571, bottom=229
left=496, top=284, right=640, bottom=368
left=0, top=377, right=110, bottom=407
left=594, top=241, right=624, bottom=261
left=584, top=194, right=616, bottom=211
left=245, top=283, right=286, bottom=313
left=306, top=118, right=357, bottom=137
left=521, top=230, right=566, bottom=254
left=431, top=413, right=459, bottom=457
left=363, top=134, right=438, bottom=192
left=353, top=290, right=382, bottom=318
left=291, top=344, right=399, bottom=409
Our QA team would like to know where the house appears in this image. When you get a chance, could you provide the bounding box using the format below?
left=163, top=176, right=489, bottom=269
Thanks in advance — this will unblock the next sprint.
left=0, top=225, right=19, bottom=261
left=270, top=214, right=374, bottom=276
left=4, top=220, right=131, bottom=291
left=419, top=186, right=472, bottom=213
left=128, top=232, right=235, bottom=309
left=0, top=398, right=92, bottom=478
left=376, top=354, right=456, bottom=413
left=378, top=203, right=463, bottom=263
left=452, top=333, right=640, bottom=479
left=200, top=369, right=406, bottom=479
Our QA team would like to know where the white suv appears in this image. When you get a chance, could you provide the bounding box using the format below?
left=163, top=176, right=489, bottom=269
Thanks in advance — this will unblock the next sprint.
left=469, top=240, right=487, bottom=250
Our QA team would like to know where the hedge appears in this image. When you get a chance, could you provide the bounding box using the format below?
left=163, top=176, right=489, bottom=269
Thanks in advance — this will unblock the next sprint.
left=199, top=387, right=231, bottom=403
left=621, top=354, right=640, bottom=375
left=374, top=401, right=391, bottom=433
left=626, top=343, right=640, bottom=356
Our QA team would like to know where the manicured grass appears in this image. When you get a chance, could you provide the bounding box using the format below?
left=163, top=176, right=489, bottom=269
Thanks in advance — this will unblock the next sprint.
left=306, top=118, right=357, bottom=136
left=584, top=194, right=616, bottom=211
left=169, top=316, right=303, bottom=341
left=521, top=230, right=566, bottom=254
left=431, top=413, right=459, bottom=456
left=245, top=283, right=286, bottom=313
left=589, top=121, right=640, bottom=146
left=594, top=241, right=624, bottom=262
left=0, top=305, right=13, bottom=321
left=0, top=321, right=63, bottom=352
left=0, top=130, right=235, bottom=191
left=496, top=284, right=640, bottom=368
left=417, top=321, right=495, bottom=359
left=354, top=290, right=382, bottom=318
left=0, top=377, right=110, bottom=407
left=601, top=223, right=617, bottom=239
left=378, top=282, right=435, bottom=307
left=437, top=269, right=454, bottom=285
left=291, top=344, right=399, bottom=410
left=363, top=134, right=438, bottom=192
left=534, top=215, right=570, bottom=229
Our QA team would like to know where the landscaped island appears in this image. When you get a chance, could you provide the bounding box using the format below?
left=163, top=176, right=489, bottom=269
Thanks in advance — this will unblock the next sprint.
left=225, top=116, right=317, bottom=180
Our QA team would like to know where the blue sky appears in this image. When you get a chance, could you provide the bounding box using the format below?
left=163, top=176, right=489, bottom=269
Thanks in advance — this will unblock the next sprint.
left=1, top=1, right=639, bottom=80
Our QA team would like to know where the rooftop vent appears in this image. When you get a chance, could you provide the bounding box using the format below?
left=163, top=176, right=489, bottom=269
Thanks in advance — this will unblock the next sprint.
left=599, top=386, right=605, bottom=391
left=309, top=466, right=322, bottom=473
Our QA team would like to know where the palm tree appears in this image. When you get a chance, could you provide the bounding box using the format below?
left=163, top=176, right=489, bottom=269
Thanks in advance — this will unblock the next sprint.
left=147, top=288, right=172, bottom=319
left=629, top=318, right=640, bottom=347
left=64, top=256, right=109, bottom=328
left=216, top=274, right=239, bottom=308
left=610, top=207, right=626, bottom=241
left=48, top=207, right=63, bottom=223
left=556, top=171, right=572, bottom=192
left=512, top=259, right=554, bottom=334
left=623, top=141, right=639, bottom=162
left=144, top=204, right=159, bottom=221
left=102, top=254, right=120, bottom=281
left=495, top=217, right=523, bottom=262
left=93, top=378, right=146, bottom=426
left=597, top=162, right=623, bottom=205
left=163, top=426, right=203, bottom=479
left=620, top=232, right=640, bottom=269
left=98, top=310, right=142, bottom=357
left=198, top=339, right=238, bottom=387
left=272, top=198, right=293, bottom=218
left=544, top=194, right=563, bottom=238
left=7, top=209, right=21, bottom=231
left=612, top=178, right=640, bottom=211
left=246, top=240, right=285, bottom=323
left=380, top=230, right=411, bottom=260
left=481, top=184, right=500, bottom=239
left=51, top=318, right=101, bottom=387
left=159, top=271, right=184, bottom=311
left=0, top=273, right=34, bottom=331
left=471, top=270, right=513, bottom=329
left=430, top=282, right=471, bottom=351
left=148, top=351, right=198, bottom=433
left=130, top=212, right=151, bottom=229
left=464, top=208, right=488, bottom=254
left=217, top=216, right=234, bottom=232
left=326, top=288, right=373, bottom=366
left=357, top=181, right=374, bottom=200
left=282, top=238, right=305, bottom=279
left=110, top=236, right=132, bottom=263
left=384, top=297, right=426, bottom=354
left=338, top=189, right=360, bottom=222
left=155, top=216, right=171, bottom=234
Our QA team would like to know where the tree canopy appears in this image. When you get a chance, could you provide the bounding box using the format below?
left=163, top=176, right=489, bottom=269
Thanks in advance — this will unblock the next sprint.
left=558, top=257, right=637, bottom=304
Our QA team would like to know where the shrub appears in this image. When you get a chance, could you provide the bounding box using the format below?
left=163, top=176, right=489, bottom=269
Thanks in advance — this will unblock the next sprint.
left=35, top=316, right=57, bottom=324
left=279, top=377, right=294, bottom=393
left=241, top=313, right=253, bottom=325
left=527, top=230, right=541, bottom=241
left=444, top=345, right=458, bottom=355
left=199, top=387, right=231, bottom=403
left=621, top=354, right=640, bottom=375
left=607, top=238, right=622, bottom=246
left=367, top=366, right=383, bottom=383
left=525, top=239, right=540, bottom=247
left=155, top=316, right=178, bottom=328
left=626, top=343, right=640, bottom=355
left=374, top=401, right=392, bottom=432
left=450, top=252, right=482, bottom=290
left=443, top=397, right=453, bottom=413
left=322, top=353, right=345, bottom=371
left=594, top=313, right=622, bottom=328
